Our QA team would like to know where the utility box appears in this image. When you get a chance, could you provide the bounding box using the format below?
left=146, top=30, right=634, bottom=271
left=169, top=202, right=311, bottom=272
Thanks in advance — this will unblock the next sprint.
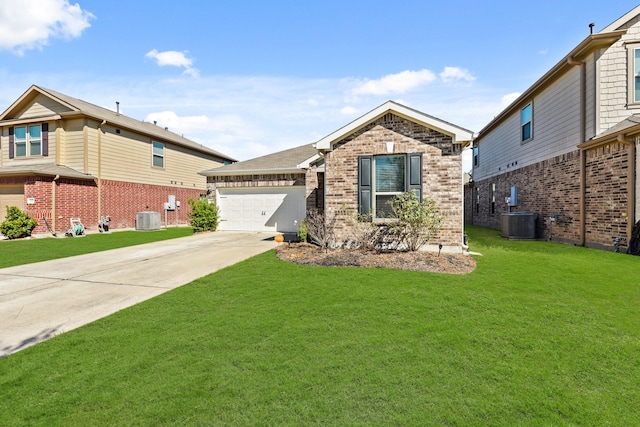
left=136, top=211, right=161, bottom=231
left=501, top=212, right=537, bottom=239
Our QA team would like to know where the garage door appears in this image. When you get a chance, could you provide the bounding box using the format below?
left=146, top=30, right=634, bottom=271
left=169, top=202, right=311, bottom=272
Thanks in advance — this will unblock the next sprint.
left=217, top=186, right=306, bottom=232
left=0, top=185, right=25, bottom=222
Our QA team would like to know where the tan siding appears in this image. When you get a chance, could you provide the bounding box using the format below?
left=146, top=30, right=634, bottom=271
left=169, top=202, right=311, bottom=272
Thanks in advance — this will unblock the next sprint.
left=15, top=94, right=73, bottom=118
left=95, top=126, right=222, bottom=189
left=59, top=118, right=86, bottom=171
left=599, top=14, right=640, bottom=131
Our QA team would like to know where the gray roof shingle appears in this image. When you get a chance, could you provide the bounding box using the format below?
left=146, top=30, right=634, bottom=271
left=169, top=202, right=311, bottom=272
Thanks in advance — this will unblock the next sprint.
left=200, top=144, right=318, bottom=176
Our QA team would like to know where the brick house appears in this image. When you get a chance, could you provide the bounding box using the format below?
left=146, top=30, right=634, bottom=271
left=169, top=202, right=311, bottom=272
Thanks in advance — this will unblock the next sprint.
left=0, top=85, right=235, bottom=236
left=471, top=6, right=640, bottom=251
left=202, top=101, right=473, bottom=252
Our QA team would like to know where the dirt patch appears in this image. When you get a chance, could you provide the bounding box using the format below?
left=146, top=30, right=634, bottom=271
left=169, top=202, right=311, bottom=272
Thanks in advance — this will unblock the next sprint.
left=275, top=243, right=476, bottom=275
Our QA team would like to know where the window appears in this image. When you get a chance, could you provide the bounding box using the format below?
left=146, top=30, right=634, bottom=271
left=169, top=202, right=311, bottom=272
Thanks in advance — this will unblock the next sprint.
left=11, top=124, right=46, bottom=158
left=473, top=144, right=479, bottom=166
left=358, top=153, right=422, bottom=219
left=521, top=103, right=532, bottom=142
left=152, top=141, right=164, bottom=168
left=627, top=44, right=640, bottom=105
left=475, top=187, right=480, bottom=214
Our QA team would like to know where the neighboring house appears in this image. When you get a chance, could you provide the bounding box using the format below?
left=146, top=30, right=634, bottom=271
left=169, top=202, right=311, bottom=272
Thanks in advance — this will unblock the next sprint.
left=472, top=6, right=640, bottom=251
left=0, top=85, right=235, bottom=235
left=202, top=101, right=474, bottom=252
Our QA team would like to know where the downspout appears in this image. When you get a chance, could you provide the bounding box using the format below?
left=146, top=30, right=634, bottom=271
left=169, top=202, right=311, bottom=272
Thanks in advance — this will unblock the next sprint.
left=97, top=120, right=106, bottom=224
left=568, top=56, right=587, bottom=246
left=52, top=174, right=60, bottom=233
left=617, top=134, right=636, bottom=244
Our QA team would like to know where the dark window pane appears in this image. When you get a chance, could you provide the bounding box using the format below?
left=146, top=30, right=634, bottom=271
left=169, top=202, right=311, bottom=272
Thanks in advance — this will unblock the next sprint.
left=375, top=155, right=405, bottom=192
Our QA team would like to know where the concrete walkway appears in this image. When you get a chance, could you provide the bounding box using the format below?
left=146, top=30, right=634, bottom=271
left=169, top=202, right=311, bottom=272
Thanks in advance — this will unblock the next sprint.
left=0, top=231, right=277, bottom=357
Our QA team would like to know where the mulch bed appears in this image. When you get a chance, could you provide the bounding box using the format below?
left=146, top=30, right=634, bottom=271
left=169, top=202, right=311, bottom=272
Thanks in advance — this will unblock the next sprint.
left=275, top=242, right=476, bottom=275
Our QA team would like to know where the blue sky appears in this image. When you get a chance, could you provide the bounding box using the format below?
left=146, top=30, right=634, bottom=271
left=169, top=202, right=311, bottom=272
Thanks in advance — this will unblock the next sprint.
left=0, top=1, right=638, bottom=170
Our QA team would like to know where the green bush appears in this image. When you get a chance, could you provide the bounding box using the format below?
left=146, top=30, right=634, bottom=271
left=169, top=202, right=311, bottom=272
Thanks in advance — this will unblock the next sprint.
left=297, top=219, right=308, bottom=242
left=0, top=206, right=38, bottom=239
left=187, top=197, right=219, bottom=232
left=388, top=192, right=443, bottom=251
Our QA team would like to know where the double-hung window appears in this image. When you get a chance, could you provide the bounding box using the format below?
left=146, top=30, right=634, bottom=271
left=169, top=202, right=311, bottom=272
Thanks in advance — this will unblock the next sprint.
left=358, top=153, right=422, bottom=219
left=10, top=124, right=47, bottom=158
left=627, top=44, right=640, bottom=105
left=152, top=141, right=165, bottom=168
left=521, top=103, right=532, bottom=142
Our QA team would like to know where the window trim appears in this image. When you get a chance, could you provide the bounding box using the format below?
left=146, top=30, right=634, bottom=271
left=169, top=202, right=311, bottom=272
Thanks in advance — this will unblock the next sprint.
left=521, top=102, right=533, bottom=143
left=358, top=153, right=422, bottom=220
left=627, top=43, right=640, bottom=107
left=12, top=124, right=44, bottom=158
left=472, top=144, right=479, bottom=167
left=152, top=141, right=165, bottom=168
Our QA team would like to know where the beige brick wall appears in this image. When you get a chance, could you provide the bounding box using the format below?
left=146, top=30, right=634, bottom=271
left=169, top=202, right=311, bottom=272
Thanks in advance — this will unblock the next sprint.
left=323, top=112, right=464, bottom=248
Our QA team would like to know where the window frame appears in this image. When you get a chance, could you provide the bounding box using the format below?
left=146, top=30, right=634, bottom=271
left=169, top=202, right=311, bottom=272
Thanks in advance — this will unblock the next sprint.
left=473, top=144, right=479, bottom=167
left=521, top=102, right=533, bottom=142
left=13, top=124, right=43, bottom=158
left=373, top=154, right=407, bottom=218
left=152, top=141, right=165, bottom=168
left=627, top=43, right=640, bottom=107
left=358, top=153, right=422, bottom=220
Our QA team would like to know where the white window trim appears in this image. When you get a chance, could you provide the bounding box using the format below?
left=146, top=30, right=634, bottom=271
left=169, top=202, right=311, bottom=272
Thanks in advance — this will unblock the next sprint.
left=14, top=124, right=42, bottom=158
left=521, top=102, right=533, bottom=143
left=372, top=154, right=407, bottom=220
left=627, top=43, right=640, bottom=108
left=152, top=141, right=165, bottom=168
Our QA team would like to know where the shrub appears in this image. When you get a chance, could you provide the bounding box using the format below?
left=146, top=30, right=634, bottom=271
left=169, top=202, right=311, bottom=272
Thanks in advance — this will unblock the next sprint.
left=346, top=211, right=379, bottom=250
left=187, top=197, right=219, bottom=232
left=388, top=192, right=444, bottom=251
left=303, top=209, right=336, bottom=250
left=297, top=219, right=308, bottom=242
left=0, top=206, right=38, bottom=239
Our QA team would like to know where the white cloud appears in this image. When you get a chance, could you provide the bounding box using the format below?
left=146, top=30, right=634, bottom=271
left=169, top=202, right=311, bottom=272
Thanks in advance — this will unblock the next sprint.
left=340, top=106, right=359, bottom=115
left=501, top=92, right=521, bottom=108
left=145, top=49, right=200, bottom=77
left=353, top=69, right=436, bottom=95
left=0, top=0, right=94, bottom=54
left=2, top=70, right=514, bottom=162
left=440, top=66, right=476, bottom=84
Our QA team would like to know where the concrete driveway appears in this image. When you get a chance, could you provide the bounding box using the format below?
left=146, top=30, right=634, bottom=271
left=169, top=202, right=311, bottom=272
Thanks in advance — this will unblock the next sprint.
left=0, top=231, right=277, bottom=357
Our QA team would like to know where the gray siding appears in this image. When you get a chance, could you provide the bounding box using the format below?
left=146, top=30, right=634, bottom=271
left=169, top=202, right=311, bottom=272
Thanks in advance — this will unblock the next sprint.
left=475, top=67, right=581, bottom=181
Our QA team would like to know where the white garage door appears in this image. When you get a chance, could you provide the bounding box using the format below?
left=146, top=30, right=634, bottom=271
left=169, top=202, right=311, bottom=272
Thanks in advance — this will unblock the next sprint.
left=0, top=185, right=25, bottom=221
left=217, top=186, right=306, bottom=232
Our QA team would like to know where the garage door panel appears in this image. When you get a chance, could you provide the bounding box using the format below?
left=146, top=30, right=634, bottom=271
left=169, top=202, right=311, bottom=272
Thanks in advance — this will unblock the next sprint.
left=217, top=187, right=305, bottom=232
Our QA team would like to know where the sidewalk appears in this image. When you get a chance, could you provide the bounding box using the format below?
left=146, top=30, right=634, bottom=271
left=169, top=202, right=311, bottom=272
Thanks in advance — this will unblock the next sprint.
left=0, top=231, right=276, bottom=357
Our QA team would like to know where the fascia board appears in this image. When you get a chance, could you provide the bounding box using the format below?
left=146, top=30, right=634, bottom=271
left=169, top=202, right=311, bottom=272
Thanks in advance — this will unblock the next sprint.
left=315, top=101, right=473, bottom=150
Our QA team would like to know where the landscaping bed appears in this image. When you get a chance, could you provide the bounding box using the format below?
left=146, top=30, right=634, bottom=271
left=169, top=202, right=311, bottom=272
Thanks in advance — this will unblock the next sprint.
left=276, top=242, right=476, bottom=274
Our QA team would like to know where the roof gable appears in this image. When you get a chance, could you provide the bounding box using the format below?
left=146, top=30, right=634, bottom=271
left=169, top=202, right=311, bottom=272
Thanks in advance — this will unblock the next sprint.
left=601, top=5, right=640, bottom=33
left=0, top=85, right=236, bottom=162
left=314, top=101, right=474, bottom=151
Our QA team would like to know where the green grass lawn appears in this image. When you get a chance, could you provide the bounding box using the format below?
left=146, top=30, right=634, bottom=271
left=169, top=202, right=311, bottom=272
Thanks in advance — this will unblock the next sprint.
left=1, top=225, right=638, bottom=425
left=0, top=227, right=193, bottom=268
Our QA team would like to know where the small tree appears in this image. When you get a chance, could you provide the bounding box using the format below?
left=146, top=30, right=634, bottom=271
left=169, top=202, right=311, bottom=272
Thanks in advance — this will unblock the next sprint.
left=187, top=197, right=219, bottom=232
left=388, top=192, right=444, bottom=251
left=0, top=206, right=38, bottom=239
